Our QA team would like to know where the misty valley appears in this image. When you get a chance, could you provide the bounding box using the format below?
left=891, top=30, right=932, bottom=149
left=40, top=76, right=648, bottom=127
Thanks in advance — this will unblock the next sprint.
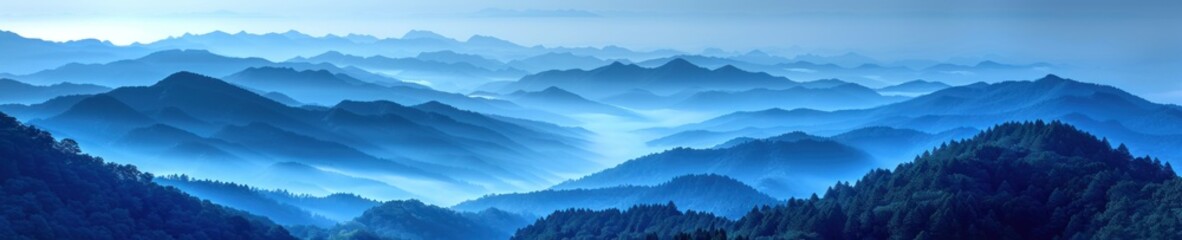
left=2, top=5, right=1182, bottom=239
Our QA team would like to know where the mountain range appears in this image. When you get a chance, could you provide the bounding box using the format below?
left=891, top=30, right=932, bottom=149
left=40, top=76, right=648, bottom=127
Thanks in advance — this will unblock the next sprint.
left=0, top=78, right=110, bottom=104
left=287, top=51, right=528, bottom=92
left=654, top=75, right=1182, bottom=164
left=875, top=79, right=952, bottom=96
left=305, top=200, right=529, bottom=240
left=0, top=30, right=152, bottom=75
left=454, top=174, right=777, bottom=219
left=494, top=59, right=797, bottom=99
left=14, top=49, right=406, bottom=88
left=485, top=87, right=642, bottom=118
left=553, top=137, right=874, bottom=198
left=11, top=72, right=598, bottom=204
left=634, top=55, right=1054, bottom=88
left=0, top=111, right=296, bottom=239
left=513, top=121, right=1182, bottom=239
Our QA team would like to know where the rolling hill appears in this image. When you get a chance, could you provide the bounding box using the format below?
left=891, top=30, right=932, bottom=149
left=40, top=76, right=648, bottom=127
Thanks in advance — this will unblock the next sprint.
left=20, top=72, right=596, bottom=204
left=454, top=174, right=777, bottom=219
left=553, top=138, right=874, bottom=198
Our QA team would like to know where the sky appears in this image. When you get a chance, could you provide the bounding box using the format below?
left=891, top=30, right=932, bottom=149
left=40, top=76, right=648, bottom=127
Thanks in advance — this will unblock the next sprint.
left=1, top=0, right=1178, bottom=61
left=2, top=0, right=1181, bottom=101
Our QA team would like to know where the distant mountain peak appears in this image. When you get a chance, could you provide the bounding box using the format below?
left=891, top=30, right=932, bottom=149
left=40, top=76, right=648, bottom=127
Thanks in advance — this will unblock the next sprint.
left=402, top=30, right=448, bottom=40
left=657, top=58, right=701, bottom=70
left=975, top=60, right=1005, bottom=67
left=146, top=49, right=214, bottom=56
left=0, top=30, right=21, bottom=39
left=540, top=86, right=574, bottom=94
left=512, top=86, right=587, bottom=101
left=606, top=61, right=629, bottom=67
left=744, top=50, right=770, bottom=57
left=139, top=49, right=225, bottom=62
left=416, top=50, right=460, bottom=57
left=414, top=100, right=460, bottom=111
left=154, top=72, right=238, bottom=90
left=313, top=50, right=351, bottom=59
left=1037, top=74, right=1067, bottom=82
left=279, top=30, right=310, bottom=39
left=715, top=65, right=743, bottom=72
left=204, top=30, right=232, bottom=36
left=467, top=35, right=512, bottom=44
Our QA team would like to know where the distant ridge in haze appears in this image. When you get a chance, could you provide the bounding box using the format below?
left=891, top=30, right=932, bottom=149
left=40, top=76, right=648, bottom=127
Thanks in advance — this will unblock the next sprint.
left=454, top=174, right=777, bottom=219
left=0, top=78, right=110, bottom=104
left=553, top=138, right=873, bottom=198
left=497, top=58, right=797, bottom=99
left=514, top=121, right=1182, bottom=239
left=657, top=74, right=1182, bottom=164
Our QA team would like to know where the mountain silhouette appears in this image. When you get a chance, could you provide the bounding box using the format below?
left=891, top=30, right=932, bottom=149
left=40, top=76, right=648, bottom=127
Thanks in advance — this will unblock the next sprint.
left=23, top=72, right=595, bottom=204
left=668, top=84, right=907, bottom=112
left=291, top=51, right=527, bottom=92
left=417, top=50, right=507, bottom=70
left=513, top=121, right=1182, bottom=239
left=498, top=58, right=798, bottom=99
left=501, top=87, right=642, bottom=118
left=659, top=74, right=1182, bottom=163
left=0, top=78, right=110, bottom=104
left=155, top=175, right=384, bottom=226
left=0, top=111, right=295, bottom=239
left=454, top=174, right=777, bottom=219
left=506, top=52, right=615, bottom=72
left=553, top=138, right=873, bottom=197
left=325, top=200, right=518, bottom=240
left=875, top=79, right=951, bottom=95
left=0, top=30, right=151, bottom=75
left=155, top=175, right=338, bottom=227
left=17, top=49, right=407, bottom=88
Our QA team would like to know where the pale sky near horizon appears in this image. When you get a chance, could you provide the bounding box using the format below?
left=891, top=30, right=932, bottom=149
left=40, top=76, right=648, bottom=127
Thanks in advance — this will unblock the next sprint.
left=2, top=0, right=1180, bottom=63
left=3, top=0, right=1182, bottom=103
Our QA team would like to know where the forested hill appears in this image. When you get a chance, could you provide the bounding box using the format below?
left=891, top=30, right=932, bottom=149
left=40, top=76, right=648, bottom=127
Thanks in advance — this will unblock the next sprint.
left=513, top=121, right=1182, bottom=240
left=0, top=111, right=295, bottom=239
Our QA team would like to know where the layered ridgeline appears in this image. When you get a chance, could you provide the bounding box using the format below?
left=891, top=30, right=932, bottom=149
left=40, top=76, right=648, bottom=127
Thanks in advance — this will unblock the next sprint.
left=293, top=200, right=531, bottom=240
left=455, top=174, right=778, bottom=219
left=876, top=80, right=952, bottom=96
left=0, top=112, right=295, bottom=239
left=655, top=75, right=1182, bottom=164
left=553, top=138, right=874, bottom=198
left=220, top=66, right=572, bottom=124
left=634, top=55, right=1050, bottom=88
left=1, top=28, right=1052, bottom=91
left=154, top=175, right=382, bottom=227
left=155, top=174, right=537, bottom=240
left=288, top=51, right=528, bottom=92
left=144, top=30, right=679, bottom=64
left=0, top=29, right=676, bottom=82
left=0, top=78, right=110, bottom=104
left=5, top=72, right=596, bottom=204
left=10, top=49, right=575, bottom=124
left=648, top=126, right=978, bottom=167
left=470, top=86, right=643, bottom=119
left=514, top=121, right=1182, bottom=239
left=490, top=59, right=907, bottom=112
left=14, top=49, right=402, bottom=87
left=0, top=30, right=152, bottom=75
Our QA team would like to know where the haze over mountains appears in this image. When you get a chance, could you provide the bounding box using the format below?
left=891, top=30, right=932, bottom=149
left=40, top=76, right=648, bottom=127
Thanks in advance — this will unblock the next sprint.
left=2, top=27, right=1181, bottom=240
left=10, top=72, right=599, bottom=204
left=652, top=75, right=1182, bottom=164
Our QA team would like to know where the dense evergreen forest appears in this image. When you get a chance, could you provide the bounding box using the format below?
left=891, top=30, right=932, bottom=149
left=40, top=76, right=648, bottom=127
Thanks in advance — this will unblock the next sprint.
left=514, top=121, right=1182, bottom=240
left=294, top=200, right=529, bottom=240
left=0, top=112, right=295, bottom=239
